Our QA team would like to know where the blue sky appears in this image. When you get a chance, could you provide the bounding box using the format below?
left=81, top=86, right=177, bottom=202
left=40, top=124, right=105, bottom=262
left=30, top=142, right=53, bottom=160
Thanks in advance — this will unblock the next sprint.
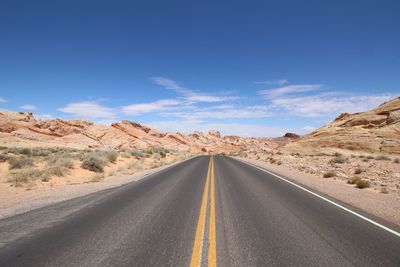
left=0, top=1, right=399, bottom=137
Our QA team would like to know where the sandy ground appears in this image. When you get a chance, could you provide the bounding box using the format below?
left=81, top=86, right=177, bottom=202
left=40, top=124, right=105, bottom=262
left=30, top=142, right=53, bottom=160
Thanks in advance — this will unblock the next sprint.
left=236, top=157, right=400, bottom=226
left=0, top=157, right=191, bottom=219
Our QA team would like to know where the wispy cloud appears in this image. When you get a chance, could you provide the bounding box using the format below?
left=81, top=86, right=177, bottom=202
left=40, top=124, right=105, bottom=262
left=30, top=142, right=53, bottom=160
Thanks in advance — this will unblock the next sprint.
left=162, top=105, right=271, bottom=120
left=152, top=77, right=239, bottom=103
left=301, top=125, right=316, bottom=133
left=0, top=97, right=7, bottom=103
left=270, top=93, right=393, bottom=117
left=254, top=79, right=288, bottom=86
left=20, top=104, right=38, bottom=111
left=122, top=99, right=181, bottom=116
left=258, top=84, right=322, bottom=99
left=152, top=77, right=192, bottom=95
left=59, top=101, right=116, bottom=119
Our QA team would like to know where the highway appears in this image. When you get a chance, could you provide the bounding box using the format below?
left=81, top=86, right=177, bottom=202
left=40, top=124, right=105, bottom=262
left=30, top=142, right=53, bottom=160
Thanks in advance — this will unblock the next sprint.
left=0, top=156, right=399, bottom=266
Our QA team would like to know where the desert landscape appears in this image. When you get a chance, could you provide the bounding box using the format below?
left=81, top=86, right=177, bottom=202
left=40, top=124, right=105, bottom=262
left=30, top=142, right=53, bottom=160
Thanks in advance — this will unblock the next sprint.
left=1, top=97, right=399, bottom=190
left=0, top=97, right=399, bottom=220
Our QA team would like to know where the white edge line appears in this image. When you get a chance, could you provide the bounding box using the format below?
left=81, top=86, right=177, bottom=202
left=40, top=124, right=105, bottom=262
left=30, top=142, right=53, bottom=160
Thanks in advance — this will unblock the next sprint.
left=233, top=157, right=400, bottom=238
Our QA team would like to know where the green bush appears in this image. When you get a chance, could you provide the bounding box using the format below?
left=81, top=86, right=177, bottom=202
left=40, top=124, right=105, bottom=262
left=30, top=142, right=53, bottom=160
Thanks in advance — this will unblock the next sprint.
left=81, top=156, right=105, bottom=172
left=9, top=157, right=34, bottom=169
left=323, top=171, right=337, bottom=178
left=356, top=179, right=370, bottom=189
left=348, top=176, right=362, bottom=185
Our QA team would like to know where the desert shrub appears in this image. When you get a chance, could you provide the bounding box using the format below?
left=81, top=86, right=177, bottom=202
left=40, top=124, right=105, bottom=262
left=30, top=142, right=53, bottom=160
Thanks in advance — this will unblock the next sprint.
left=8, top=168, right=44, bottom=187
left=45, top=157, right=74, bottom=177
left=129, top=149, right=146, bottom=158
left=358, top=155, right=365, bottom=158
left=159, top=151, right=167, bottom=158
left=355, top=179, right=370, bottom=189
left=323, top=171, right=337, bottom=178
left=127, top=160, right=144, bottom=171
left=362, top=158, right=369, bottom=162
left=333, top=152, right=342, bottom=157
left=330, top=155, right=347, bottom=164
left=0, top=153, right=12, bottom=163
left=81, top=156, right=105, bottom=172
left=120, top=152, right=131, bottom=158
left=31, top=148, right=51, bottom=157
left=269, top=158, right=277, bottom=164
left=354, top=167, right=363, bottom=174
left=394, top=158, right=400, bottom=164
left=348, top=176, right=362, bottom=185
left=104, top=150, right=118, bottom=163
left=277, top=161, right=282, bottom=165
left=90, top=173, right=104, bottom=182
left=367, top=155, right=374, bottom=159
left=375, top=155, right=390, bottom=161
left=19, top=148, right=32, bottom=155
left=9, top=157, right=34, bottom=170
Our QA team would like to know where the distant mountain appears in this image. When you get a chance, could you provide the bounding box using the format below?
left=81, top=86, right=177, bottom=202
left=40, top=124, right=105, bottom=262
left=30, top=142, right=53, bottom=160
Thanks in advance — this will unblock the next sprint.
left=0, top=110, right=280, bottom=154
left=285, top=97, right=400, bottom=154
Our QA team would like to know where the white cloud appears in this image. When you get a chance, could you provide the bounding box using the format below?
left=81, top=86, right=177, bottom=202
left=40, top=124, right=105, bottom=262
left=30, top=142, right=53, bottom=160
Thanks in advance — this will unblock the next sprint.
left=185, top=94, right=239, bottom=103
left=151, top=77, right=192, bottom=95
left=149, top=120, right=286, bottom=137
left=254, top=79, right=288, bottom=86
left=20, top=104, right=37, bottom=111
left=162, top=105, right=271, bottom=120
left=152, top=76, right=238, bottom=103
left=259, top=84, right=322, bottom=99
left=0, top=97, right=7, bottom=103
left=59, top=101, right=116, bottom=119
left=301, top=125, right=316, bottom=132
left=270, top=93, right=393, bottom=117
left=122, top=99, right=181, bottom=116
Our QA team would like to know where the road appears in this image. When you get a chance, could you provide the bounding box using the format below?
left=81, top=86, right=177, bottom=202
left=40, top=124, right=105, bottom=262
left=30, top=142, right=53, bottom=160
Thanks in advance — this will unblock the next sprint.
left=0, top=156, right=399, bottom=266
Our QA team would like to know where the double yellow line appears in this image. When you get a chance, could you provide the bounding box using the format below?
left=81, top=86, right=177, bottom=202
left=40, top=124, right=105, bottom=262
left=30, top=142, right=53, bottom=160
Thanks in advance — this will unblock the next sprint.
left=190, top=156, right=217, bottom=267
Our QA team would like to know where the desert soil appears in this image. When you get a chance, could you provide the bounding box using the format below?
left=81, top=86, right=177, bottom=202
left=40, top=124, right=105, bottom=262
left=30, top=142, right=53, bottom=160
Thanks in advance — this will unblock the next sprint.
left=0, top=157, right=191, bottom=219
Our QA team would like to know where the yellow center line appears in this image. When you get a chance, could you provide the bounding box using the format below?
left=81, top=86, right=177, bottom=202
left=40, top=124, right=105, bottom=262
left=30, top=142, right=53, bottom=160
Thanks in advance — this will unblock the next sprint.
left=208, top=156, right=217, bottom=267
left=189, top=157, right=211, bottom=267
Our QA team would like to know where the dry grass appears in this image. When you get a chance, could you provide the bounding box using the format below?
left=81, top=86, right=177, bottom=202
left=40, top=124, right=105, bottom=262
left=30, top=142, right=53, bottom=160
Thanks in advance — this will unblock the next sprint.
left=7, top=168, right=44, bottom=187
left=9, top=157, right=34, bottom=170
left=348, top=176, right=362, bottom=185
left=90, top=173, right=105, bottom=182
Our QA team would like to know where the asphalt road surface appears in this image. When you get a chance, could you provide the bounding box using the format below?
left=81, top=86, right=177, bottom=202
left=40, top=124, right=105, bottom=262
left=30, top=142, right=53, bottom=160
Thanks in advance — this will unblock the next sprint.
left=0, top=156, right=399, bottom=266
